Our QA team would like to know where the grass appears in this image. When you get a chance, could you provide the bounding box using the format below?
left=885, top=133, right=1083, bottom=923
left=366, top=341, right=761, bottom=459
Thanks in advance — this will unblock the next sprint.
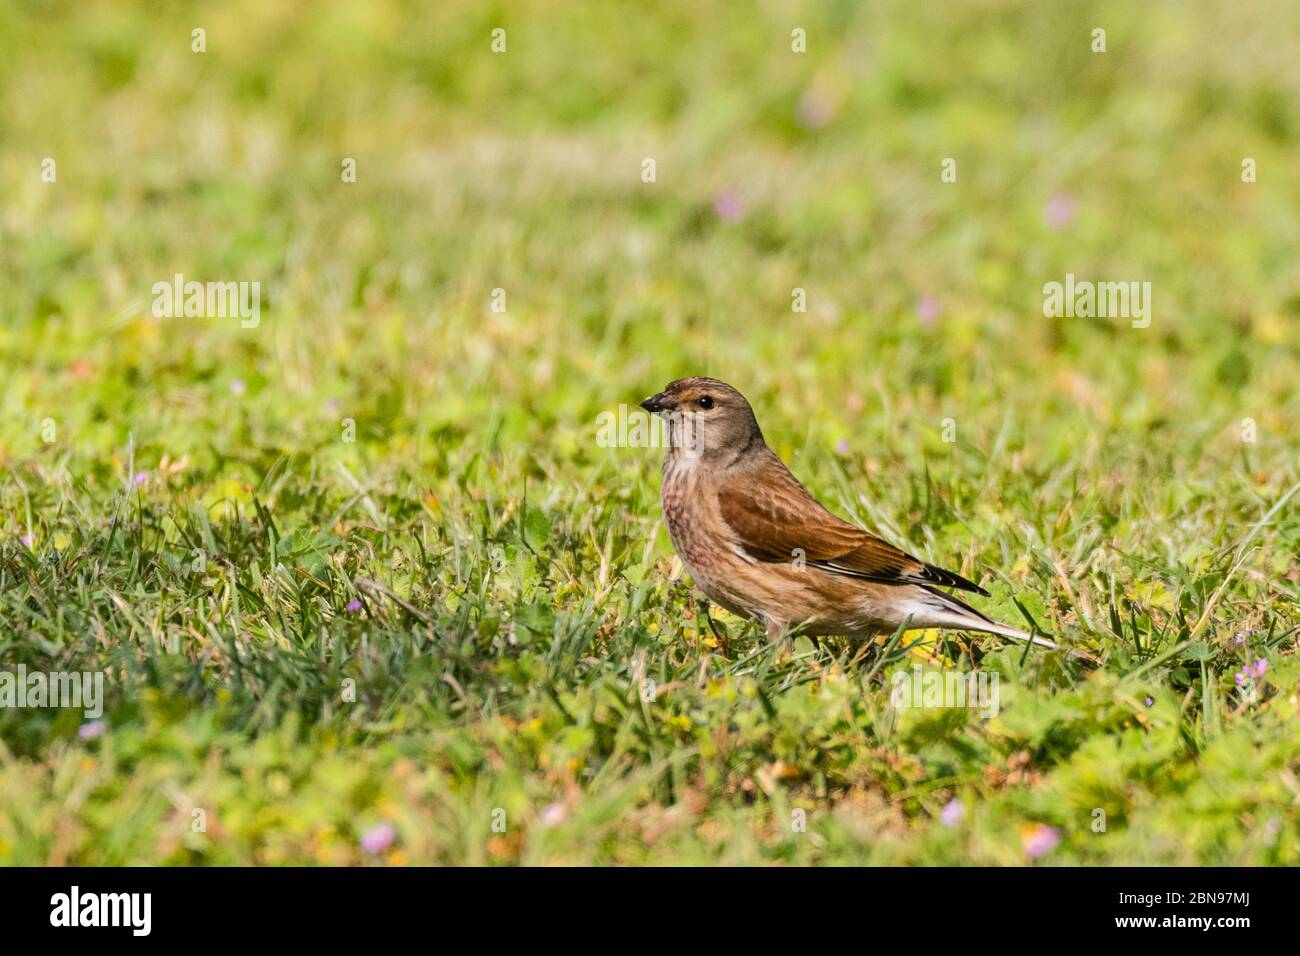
left=1, top=0, right=1298, bottom=865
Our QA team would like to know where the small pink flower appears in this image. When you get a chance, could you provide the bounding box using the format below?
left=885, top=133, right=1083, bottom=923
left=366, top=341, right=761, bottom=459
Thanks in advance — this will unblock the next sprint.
left=78, top=720, right=107, bottom=740
left=345, top=599, right=363, bottom=613
left=712, top=191, right=746, bottom=223
left=360, top=822, right=396, bottom=854
left=538, top=802, right=567, bottom=828
left=939, top=798, right=964, bottom=827
left=916, top=296, right=941, bottom=326
left=1253, top=659, right=1268, bottom=677
left=20, top=533, right=34, bottom=548
left=1023, top=824, right=1060, bottom=859
left=133, top=471, right=148, bottom=486
left=230, top=378, right=246, bottom=396
left=1044, top=192, right=1076, bottom=229
left=834, top=439, right=850, bottom=456
left=797, top=88, right=837, bottom=129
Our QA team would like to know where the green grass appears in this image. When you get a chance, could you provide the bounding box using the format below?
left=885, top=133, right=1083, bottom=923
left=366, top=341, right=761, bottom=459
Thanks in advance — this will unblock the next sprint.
left=1, top=0, right=1298, bottom=865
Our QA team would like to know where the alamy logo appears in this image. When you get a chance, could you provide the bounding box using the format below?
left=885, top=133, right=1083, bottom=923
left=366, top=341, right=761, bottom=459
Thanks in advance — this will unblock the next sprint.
left=50, top=886, right=151, bottom=936
left=1042, top=273, right=1151, bottom=328
left=152, top=273, right=261, bottom=328
left=0, top=665, right=104, bottom=718
left=596, top=405, right=702, bottom=458
left=890, top=665, right=1000, bottom=718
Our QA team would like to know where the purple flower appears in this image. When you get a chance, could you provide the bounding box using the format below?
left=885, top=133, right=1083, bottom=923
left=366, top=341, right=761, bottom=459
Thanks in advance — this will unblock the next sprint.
left=133, top=471, right=148, bottom=486
left=797, top=88, right=838, bottom=129
left=230, top=378, right=246, bottom=396
left=1253, top=659, right=1268, bottom=677
left=939, top=798, right=964, bottom=827
left=1232, top=631, right=1246, bottom=646
left=20, top=533, right=33, bottom=548
left=360, top=822, right=396, bottom=854
left=834, top=439, right=850, bottom=456
left=1023, top=824, right=1060, bottom=859
left=538, top=802, right=567, bottom=828
left=712, top=191, right=746, bottom=223
left=78, top=720, right=107, bottom=740
left=1144, top=696, right=1154, bottom=708
left=345, top=599, right=363, bottom=613
left=916, top=296, right=941, bottom=327
left=1234, top=669, right=1247, bottom=687
left=1043, top=192, right=1076, bottom=229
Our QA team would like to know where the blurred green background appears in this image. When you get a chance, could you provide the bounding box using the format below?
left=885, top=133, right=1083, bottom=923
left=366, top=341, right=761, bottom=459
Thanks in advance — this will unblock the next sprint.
left=0, top=0, right=1297, bottom=864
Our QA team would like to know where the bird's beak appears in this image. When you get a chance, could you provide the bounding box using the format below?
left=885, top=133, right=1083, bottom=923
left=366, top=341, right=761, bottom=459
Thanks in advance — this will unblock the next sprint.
left=639, top=392, right=672, bottom=414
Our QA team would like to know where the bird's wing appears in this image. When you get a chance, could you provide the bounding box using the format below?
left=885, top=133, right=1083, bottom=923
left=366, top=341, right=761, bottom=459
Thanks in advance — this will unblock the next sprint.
left=716, top=452, right=989, bottom=596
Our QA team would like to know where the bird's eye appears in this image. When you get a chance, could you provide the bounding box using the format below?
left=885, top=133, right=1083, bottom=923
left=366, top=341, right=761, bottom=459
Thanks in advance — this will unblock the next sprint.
left=697, top=396, right=714, bottom=410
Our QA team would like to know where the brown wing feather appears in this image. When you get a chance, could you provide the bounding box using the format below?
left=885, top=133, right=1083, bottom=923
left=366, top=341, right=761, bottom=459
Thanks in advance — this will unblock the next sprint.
left=717, top=450, right=988, bottom=595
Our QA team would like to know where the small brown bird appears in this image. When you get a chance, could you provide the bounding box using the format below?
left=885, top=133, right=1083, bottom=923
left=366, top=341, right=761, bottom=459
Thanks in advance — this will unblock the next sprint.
left=641, top=377, right=1057, bottom=651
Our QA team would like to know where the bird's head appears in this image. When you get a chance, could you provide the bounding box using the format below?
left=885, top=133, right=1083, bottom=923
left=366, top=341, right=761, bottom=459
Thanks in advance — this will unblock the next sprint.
left=639, top=377, right=763, bottom=464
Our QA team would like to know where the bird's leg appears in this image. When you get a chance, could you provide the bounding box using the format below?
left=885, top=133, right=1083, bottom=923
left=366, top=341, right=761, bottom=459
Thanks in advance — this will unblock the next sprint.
left=698, top=598, right=729, bottom=657
left=765, top=620, right=792, bottom=656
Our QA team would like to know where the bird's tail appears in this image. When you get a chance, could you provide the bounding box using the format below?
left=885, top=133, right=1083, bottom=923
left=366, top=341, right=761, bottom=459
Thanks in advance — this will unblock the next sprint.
left=914, top=586, right=1058, bottom=650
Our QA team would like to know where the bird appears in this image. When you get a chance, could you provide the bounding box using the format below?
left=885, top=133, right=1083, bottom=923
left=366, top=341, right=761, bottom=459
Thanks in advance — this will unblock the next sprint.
left=639, top=376, right=1059, bottom=653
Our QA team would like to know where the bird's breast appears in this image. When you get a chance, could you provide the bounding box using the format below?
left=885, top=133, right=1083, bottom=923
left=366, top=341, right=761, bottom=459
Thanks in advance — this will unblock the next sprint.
left=660, top=459, right=759, bottom=620
left=660, top=461, right=708, bottom=566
